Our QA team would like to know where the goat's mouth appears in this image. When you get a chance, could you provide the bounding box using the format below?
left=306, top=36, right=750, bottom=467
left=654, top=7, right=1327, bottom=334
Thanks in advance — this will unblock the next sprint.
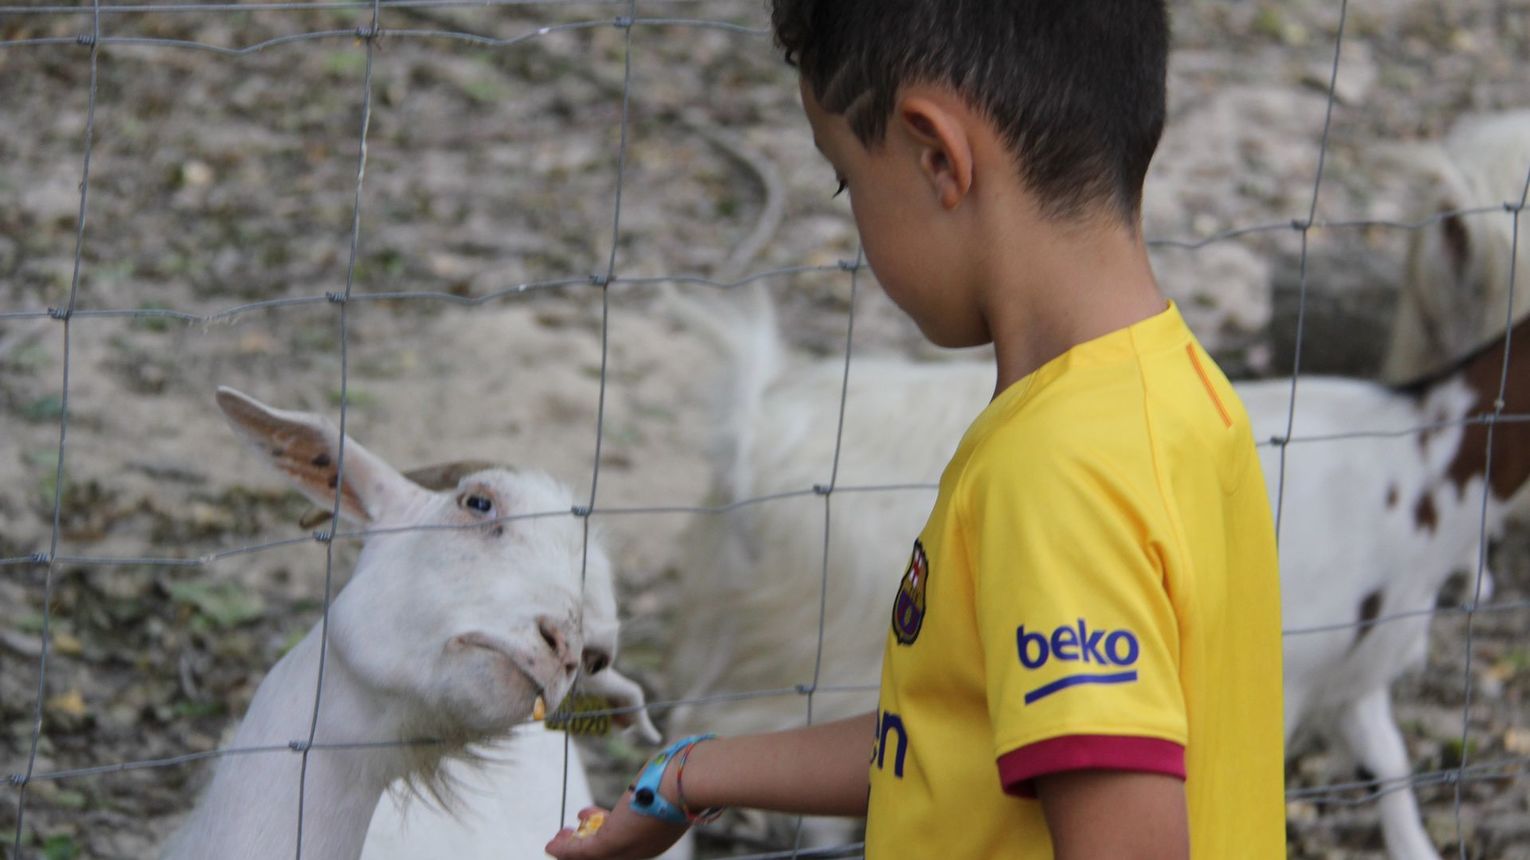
left=447, top=631, right=555, bottom=718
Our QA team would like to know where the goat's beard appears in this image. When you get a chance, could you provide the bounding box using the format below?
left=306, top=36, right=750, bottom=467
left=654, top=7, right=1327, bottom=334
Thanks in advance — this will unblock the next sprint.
left=386, top=720, right=506, bottom=816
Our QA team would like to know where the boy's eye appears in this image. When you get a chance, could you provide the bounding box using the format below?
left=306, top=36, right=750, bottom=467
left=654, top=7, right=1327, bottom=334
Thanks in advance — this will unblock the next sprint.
left=832, top=176, right=848, bottom=198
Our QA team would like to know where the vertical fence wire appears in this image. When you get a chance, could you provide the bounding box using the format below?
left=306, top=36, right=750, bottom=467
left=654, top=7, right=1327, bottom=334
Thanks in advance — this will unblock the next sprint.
left=9, top=0, right=102, bottom=852
left=291, top=0, right=383, bottom=854
left=789, top=250, right=862, bottom=858
left=1272, top=0, right=1347, bottom=544
left=1453, top=164, right=1530, bottom=857
left=563, top=0, right=639, bottom=831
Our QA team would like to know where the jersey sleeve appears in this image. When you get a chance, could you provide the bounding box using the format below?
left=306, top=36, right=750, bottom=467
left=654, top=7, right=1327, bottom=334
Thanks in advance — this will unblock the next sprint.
left=960, top=439, right=1188, bottom=797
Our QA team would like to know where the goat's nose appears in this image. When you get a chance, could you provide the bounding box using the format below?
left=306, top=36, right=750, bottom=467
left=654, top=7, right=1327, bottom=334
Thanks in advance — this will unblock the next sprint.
left=537, top=616, right=579, bottom=674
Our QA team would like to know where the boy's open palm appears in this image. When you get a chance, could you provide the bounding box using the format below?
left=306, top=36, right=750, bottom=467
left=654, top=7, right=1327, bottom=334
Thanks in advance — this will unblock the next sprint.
left=544, top=794, right=689, bottom=860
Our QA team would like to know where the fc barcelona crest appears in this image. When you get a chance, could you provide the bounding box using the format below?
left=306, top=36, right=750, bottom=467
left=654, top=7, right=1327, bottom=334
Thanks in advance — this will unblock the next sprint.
left=892, top=540, right=929, bottom=645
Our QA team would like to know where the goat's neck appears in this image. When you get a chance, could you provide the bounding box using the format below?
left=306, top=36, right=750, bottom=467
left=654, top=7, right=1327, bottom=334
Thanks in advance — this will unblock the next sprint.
left=167, top=627, right=410, bottom=860
left=1439, top=313, right=1530, bottom=502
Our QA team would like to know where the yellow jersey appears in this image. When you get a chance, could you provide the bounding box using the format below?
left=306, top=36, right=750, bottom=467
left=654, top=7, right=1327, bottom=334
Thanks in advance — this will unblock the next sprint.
left=866, top=303, right=1284, bottom=858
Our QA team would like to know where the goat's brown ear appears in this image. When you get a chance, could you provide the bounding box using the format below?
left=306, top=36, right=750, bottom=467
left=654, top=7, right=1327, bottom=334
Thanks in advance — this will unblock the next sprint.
left=215, top=386, right=412, bottom=526
left=1439, top=210, right=1472, bottom=281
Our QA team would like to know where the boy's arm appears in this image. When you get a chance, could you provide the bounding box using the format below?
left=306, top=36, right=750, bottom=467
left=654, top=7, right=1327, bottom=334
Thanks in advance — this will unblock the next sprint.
left=1036, top=771, right=1188, bottom=860
left=678, top=711, right=876, bottom=815
left=546, top=712, right=875, bottom=860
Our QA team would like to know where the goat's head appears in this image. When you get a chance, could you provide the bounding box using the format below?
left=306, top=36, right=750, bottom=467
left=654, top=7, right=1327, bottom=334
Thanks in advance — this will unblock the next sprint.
left=1399, top=164, right=1500, bottom=367
left=1384, top=112, right=1530, bottom=384
left=215, top=387, right=627, bottom=741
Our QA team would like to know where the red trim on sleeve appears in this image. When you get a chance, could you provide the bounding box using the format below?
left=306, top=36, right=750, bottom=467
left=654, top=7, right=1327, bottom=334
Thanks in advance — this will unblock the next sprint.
left=998, top=735, right=1186, bottom=798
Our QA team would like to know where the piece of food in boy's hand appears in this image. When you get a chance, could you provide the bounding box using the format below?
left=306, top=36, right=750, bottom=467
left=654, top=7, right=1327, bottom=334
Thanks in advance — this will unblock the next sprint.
left=532, top=694, right=547, bottom=721
left=575, top=811, right=606, bottom=838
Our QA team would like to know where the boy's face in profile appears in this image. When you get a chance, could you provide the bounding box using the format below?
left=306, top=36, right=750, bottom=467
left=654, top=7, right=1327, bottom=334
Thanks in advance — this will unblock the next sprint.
left=799, top=79, right=983, bottom=348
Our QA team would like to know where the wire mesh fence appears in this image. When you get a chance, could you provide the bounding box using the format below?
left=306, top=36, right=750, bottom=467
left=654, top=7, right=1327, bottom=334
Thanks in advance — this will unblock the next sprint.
left=1, top=0, right=1528, bottom=858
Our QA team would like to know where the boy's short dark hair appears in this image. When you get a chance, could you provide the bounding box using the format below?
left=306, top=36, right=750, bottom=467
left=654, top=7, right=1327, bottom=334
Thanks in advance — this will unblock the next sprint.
left=773, top=0, right=1168, bottom=224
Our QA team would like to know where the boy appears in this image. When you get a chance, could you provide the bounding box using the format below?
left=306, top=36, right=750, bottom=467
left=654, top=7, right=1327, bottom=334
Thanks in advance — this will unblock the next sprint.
left=548, top=2, right=1284, bottom=857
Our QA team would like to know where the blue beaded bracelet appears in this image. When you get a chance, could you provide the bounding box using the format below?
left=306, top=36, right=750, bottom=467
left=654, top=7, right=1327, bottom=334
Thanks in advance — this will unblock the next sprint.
left=629, top=734, right=715, bottom=825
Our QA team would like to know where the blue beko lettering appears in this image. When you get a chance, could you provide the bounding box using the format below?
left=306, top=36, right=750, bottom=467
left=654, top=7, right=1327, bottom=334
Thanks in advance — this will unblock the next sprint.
left=1016, top=626, right=1049, bottom=669
left=1050, top=624, right=1079, bottom=661
left=1105, top=629, right=1140, bottom=664
left=1014, top=620, right=1141, bottom=704
left=873, top=710, right=908, bottom=778
left=1078, top=619, right=1107, bottom=663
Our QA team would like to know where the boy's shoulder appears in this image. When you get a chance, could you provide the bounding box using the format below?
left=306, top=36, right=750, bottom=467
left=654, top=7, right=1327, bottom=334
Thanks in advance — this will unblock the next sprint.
left=954, top=314, right=1253, bottom=506
left=951, top=370, right=1158, bottom=513
left=958, top=352, right=1160, bottom=474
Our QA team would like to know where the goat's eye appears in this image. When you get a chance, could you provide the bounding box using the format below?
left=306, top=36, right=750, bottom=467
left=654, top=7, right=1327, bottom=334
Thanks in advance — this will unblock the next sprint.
left=462, top=494, right=493, bottom=514
left=583, top=650, right=610, bottom=675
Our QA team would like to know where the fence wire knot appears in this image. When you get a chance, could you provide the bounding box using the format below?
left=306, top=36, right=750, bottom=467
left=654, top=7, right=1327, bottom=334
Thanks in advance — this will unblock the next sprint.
left=311, top=529, right=333, bottom=543
left=589, top=273, right=610, bottom=288
left=75, top=33, right=95, bottom=47
left=30, top=552, right=51, bottom=565
left=836, top=259, right=859, bottom=272
left=288, top=740, right=311, bottom=753
left=812, top=483, right=832, bottom=496
left=795, top=683, right=815, bottom=696
left=46, top=307, right=71, bottom=321
left=570, top=504, right=592, bottom=518
left=6, top=773, right=26, bottom=788
left=1268, top=434, right=1288, bottom=446
left=1290, top=218, right=1312, bottom=232
left=324, top=291, right=347, bottom=304
left=612, top=16, right=634, bottom=29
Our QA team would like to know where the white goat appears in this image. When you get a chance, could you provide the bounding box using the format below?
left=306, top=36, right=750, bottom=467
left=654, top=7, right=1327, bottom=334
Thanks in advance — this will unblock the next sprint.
left=667, top=286, right=1529, bottom=859
left=165, top=388, right=656, bottom=860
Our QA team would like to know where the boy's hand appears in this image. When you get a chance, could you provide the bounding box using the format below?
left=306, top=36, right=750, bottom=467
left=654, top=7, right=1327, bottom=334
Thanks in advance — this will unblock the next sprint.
left=544, top=794, right=689, bottom=860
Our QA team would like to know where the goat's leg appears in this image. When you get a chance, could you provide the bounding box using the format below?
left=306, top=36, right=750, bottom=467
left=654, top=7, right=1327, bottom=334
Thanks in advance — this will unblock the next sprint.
left=1461, top=544, right=1495, bottom=604
left=1337, top=688, right=1440, bottom=860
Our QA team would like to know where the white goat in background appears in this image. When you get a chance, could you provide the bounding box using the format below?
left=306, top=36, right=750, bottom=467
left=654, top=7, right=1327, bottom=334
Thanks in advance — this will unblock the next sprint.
left=666, top=270, right=1528, bottom=860
left=165, top=388, right=656, bottom=860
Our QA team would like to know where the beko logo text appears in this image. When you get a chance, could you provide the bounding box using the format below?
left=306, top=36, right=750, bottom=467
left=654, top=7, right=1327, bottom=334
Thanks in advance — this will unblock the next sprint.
left=1015, top=620, right=1139, bottom=704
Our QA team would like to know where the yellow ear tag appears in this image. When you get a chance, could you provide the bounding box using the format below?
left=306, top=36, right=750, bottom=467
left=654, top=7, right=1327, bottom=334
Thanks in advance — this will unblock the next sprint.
left=544, top=693, right=614, bottom=736
left=532, top=694, right=547, bottom=722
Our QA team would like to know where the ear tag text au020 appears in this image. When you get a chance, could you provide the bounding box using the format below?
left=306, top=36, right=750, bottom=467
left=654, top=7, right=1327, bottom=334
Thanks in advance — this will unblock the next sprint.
left=540, top=693, right=614, bottom=736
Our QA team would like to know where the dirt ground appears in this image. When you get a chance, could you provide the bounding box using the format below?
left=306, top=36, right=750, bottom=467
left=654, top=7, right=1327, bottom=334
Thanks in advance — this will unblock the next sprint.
left=2, top=0, right=1529, bottom=857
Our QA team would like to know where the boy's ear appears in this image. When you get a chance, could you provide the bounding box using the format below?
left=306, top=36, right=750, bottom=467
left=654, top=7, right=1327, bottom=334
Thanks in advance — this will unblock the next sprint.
left=896, top=94, right=974, bottom=210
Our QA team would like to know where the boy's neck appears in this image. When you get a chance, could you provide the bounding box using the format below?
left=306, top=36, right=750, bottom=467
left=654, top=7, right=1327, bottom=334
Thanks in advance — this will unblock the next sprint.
left=977, top=209, right=1165, bottom=398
